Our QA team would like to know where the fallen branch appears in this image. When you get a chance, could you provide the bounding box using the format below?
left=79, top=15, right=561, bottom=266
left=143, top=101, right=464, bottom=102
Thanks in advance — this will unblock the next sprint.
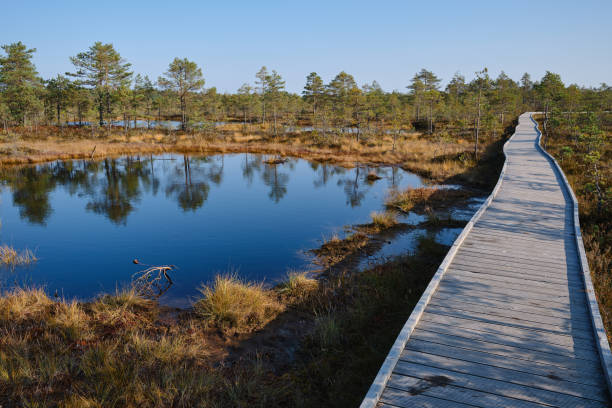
left=131, top=261, right=176, bottom=298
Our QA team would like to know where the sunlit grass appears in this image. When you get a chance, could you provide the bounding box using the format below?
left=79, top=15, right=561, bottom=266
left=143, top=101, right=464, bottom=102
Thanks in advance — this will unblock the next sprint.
left=370, top=211, right=398, bottom=231
left=194, top=274, right=283, bottom=332
left=312, top=232, right=369, bottom=267
left=386, top=186, right=471, bottom=213
left=0, top=245, right=37, bottom=268
left=278, top=271, right=318, bottom=300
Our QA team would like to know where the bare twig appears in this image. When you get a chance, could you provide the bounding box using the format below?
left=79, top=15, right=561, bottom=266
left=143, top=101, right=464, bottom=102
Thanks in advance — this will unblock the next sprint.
left=131, top=263, right=176, bottom=299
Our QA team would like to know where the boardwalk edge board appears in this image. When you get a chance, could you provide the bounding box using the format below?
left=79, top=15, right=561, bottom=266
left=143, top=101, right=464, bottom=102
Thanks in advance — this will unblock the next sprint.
left=358, top=117, right=517, bottom=408
left=531, top=113, right=612, bottom=397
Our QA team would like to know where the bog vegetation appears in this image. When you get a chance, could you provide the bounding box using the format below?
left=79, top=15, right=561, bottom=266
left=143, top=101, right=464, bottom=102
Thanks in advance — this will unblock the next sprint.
left=0, top=40, right=610, bottom=407
left=0, top=40, right=607, bottom=153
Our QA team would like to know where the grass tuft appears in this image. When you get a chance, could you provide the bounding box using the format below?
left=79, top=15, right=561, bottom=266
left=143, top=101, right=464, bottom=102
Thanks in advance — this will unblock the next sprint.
left=194, top=274, right=284, bottom=332
left=278, top=271, right=318, bottom=300
left=370, top=211, right=398, bottom=231
left=386, top=186, right=470, bottom=213
left=0, top=245, right=37, bottom=268
left=0, top=287, right=53, bottom=321
left=91, top=288, right=157, bottom=328
left=313, top=313, right=341, bottom=349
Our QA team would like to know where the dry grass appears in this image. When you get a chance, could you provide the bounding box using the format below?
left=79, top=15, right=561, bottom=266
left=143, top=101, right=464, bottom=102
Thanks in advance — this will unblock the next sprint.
left=370, top=211, right=398, bottom=231
left=91, top=288, right=158, bottom=328
left=312, top=232, right=369, bottom=268
left=0, top=287, right=53, bottom=321
left=194, top=275, right=284, bottom=332
left=0, top=125, right=489, bottom=184
left=0, top=286, right=251, bottom=407
left=0, top=245, right=37, bottom=268
left=386, top=187, right=471, bottom=213
left=278, top=271, right=319, bottom=300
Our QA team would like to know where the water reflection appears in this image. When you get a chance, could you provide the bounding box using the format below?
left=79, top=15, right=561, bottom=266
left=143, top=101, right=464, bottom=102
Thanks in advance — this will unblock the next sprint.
left=1, top=155, right=409, bottom=226
left=0, top=153, right=422, bottom=305
left=165, top=157, right=210, bottom=212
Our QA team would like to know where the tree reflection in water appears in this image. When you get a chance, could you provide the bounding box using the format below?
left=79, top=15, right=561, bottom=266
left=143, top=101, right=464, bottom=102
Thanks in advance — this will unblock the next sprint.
left=165, top=156, right=210, bottom=212
left=0, top=154, right=408, bottom=226
left=86, top=158, right=149, bottom=224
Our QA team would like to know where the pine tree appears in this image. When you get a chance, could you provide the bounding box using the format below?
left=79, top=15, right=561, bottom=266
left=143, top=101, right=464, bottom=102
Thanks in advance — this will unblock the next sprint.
left=69, top=42, right=132, bottom=126
left=46, top=74, right=73, bottom=126
left=327, top=71, right=357, bottom=131
left=415, top=69, right=441, bottom=133
left=255, top=66, right=269, bottom=125
left=0, top=42, right=42, bottom=125
left=266, top=70, right=285, bottom=136
left=303, top=72, right=324, bottom=119
left=158, top=58, right=205, bottom=131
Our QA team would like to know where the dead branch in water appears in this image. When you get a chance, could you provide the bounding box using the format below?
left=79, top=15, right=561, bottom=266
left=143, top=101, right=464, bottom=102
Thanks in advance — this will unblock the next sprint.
left=131, top=262, right=176, bottom=299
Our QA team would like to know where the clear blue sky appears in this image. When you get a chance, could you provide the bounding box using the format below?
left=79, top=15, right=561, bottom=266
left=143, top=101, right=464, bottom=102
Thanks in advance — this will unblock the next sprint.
left=2, top=0, right=610, bottom=93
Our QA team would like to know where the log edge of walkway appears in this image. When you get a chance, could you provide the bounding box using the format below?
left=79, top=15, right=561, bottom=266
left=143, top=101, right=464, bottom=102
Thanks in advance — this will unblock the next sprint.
left=359, top=112, right=612, bottom=407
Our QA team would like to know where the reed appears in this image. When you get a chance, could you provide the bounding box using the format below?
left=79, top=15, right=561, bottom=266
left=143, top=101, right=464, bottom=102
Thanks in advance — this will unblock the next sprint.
left=0, top=245, right=37, bottom=268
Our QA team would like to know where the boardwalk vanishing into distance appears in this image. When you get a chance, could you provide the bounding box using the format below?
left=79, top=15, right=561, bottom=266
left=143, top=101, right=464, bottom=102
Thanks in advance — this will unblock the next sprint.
left=361, top=113, right=612, bottom=408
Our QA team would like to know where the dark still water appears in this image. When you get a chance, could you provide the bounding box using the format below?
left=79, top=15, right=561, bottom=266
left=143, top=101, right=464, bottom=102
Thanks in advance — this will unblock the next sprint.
left=0, top=154, right=423, bottom=306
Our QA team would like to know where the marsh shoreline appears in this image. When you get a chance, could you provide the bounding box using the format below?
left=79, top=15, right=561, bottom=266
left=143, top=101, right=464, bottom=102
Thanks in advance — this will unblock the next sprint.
left=0, top=126, right=509, bottom=407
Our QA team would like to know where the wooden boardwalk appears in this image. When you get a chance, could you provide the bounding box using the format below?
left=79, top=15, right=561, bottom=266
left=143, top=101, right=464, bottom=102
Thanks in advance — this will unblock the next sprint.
left=361, top=113, right=612, bottom=408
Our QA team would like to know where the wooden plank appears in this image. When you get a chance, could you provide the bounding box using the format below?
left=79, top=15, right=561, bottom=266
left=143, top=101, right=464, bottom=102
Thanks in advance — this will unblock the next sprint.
left=470, top=223, right=573, bottom=238
left=438, top=278, right=585, bottom=306
left=451, top=252, right=580, bottom=275
left=428, top=298, right=594, bottom=332
left=446, top=266, right=585, bottom=292
left=475, top=217, right=571, bottom=230
left=468, top=227, right=572, bottom=244
left=399, top=347, right=607, bottom=401
left=425, top=305, right=594, bottom=340
left=458, top=240, right=577, bottom=260
left=456, top=241, right=579, bottom=262
left=394, top=360, right=607, bottom=408
left=454, top=247, right=581, bottom=269
left=461, top=239, right=570, bottom=258
left=471, top=222, right=575, bottom=238
left=409, top=328, right=600, bottom=373
left=386, top=374, right=545, bottom=408
left=406, top=335, right=602, bottom=387
left=416, top=319, right=600, bottom=363
left=380, top=387, right=478, bottom=408
left=440, top=273, right=585, bottom=300
left=459, top=243, right=573, bottom=260
left=434, top=286, right=591, bottom=318
left=447, top=258, right=584, bottom=284
left=432, top=291, right=591, bottom=322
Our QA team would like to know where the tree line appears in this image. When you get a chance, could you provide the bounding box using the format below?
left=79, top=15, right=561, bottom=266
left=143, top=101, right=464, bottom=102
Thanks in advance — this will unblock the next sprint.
left=0, top=41, right=610, bottom=142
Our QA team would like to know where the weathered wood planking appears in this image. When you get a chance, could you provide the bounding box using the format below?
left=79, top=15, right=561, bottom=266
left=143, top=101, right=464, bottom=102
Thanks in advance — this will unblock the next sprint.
left=360, top=113, right=612, bottom=407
